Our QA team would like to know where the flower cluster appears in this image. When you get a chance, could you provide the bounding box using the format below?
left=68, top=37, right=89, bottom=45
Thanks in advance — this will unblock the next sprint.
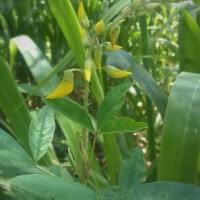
left=45, top=2, right=132, bottom=99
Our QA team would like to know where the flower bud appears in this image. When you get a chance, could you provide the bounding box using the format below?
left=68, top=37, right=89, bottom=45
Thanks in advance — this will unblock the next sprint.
left=95, top=20, right=105, bottom=33
left=46, top=70, right=74, bottom=99
left=84, top=58, right=95, bottom=82
left=103, top=42, right=122, bottom=52
left=78, top=2, right=90, bottom=29
left=145, top=3, right=161, bottom=11
left=94, top=45, right=103, bottom=71
left=103, top=65, right=132, bottom=78
left=81, top=28, right=90, bottom=47
left=131, top=0, right=144, bottom=10
left=110, top=25, right=120, bottom=47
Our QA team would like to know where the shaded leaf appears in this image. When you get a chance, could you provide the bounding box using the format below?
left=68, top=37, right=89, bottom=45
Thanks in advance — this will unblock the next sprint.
left=11, top=174, right=100, bottom=200
left=117, top=182, right=200, bottom=200
left=179, top=10, right=200, bottom=73
left=100, top=117, right=147, bottom=134
left=0, top=56, right=31, bottom=152
left=119, top=148, right=145, bottom=190
left=0, top=128, right=34, bottom=169
left=29, top=106, right=55, bottom=163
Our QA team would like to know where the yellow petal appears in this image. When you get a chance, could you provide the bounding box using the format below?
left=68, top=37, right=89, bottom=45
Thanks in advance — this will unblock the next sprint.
left=103, top=42, right=122, bottom=51
left=84, top=58, right=95, bottom=82
left=111, top=45, right=122, bottom=51
left=78, top=2, right=85, bottom=20
left=78, top=2, right=90, bottom=29
left=110, top=26, right=120, bottom=47
left=95, top=20, right=105, bottom=33
left=103, top=65, right=132, bottom=78
left=45, top=71, right=74, bottom=99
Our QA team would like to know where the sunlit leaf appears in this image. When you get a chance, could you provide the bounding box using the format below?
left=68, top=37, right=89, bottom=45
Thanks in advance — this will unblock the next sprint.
left=29, top=106, right=55, bottom=163
left=158, top=72, right=200, bottom=183
left=100, top=117, right=147, bottom=134
left=97, top=82, right=132, bottom=130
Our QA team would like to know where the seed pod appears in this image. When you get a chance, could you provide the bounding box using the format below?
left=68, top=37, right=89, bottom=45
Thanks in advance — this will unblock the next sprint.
left=103, top=65, right=132, bottom=78
left=131, top=0, right=143, bottom=10
left=94, top=45, right=103, bottom=71
left=110, top=25, right=120, bottom=47
left=84, top=58, right=95, bottom=82
left=95, top=20, right=105, bottom=33
left=145, top=3, right=161, bottom=11
left=78, top=2, right=90, bottom=29
left=46, top=70, right=74, bottom=99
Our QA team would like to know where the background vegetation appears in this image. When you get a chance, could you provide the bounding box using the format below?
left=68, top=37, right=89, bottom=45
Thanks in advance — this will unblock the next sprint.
left=1, top=0, right=200, bottom=199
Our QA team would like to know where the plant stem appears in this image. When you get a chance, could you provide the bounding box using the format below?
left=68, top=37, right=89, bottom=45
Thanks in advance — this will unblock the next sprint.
left=80, top=80, right=90, bottom=184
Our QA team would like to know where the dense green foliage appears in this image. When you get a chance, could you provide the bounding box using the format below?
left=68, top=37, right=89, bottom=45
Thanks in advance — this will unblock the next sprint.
left=1, top=0, right=200, bottom=199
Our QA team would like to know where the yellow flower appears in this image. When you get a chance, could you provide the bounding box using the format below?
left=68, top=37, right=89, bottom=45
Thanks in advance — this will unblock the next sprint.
left=95, top=20, right=105, bottom=33
left=103, top=42, right=122, bottom=51
left=110, top=25, right=120, bottom=47
left=45, top=71, right=74, bottom=99
left=84, top=58, right=95, bottom=82
left=103, top=65, right=132, bottom=78
left=78, top=2, right=90, bottom=29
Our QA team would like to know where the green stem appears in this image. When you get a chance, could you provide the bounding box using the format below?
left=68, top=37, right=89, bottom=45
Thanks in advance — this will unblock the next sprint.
left=80, top=80, right=90, bottom=184
left=139, top=15, right=156, bottom=181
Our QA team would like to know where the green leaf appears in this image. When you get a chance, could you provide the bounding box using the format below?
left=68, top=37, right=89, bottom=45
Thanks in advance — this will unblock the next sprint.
left=44, top=98, right=95, bottom=132
left=11, top=174, right=100, bottom=200
left=97, top=82, right=132, bottom=130
left=158, top=72, right=200, bottom=183
left=47, top=0, right=85, bottom=66
left=0, top=56, right=31, bottom=153
left=29, top=106, right=55, bottom=163
left=106, top=50, right=168, bottom=119
left=179, top=10, right=200, bottom=73
left=0, top=128, right=34, bottom=169
left=102, top=0, right=130, bottom=24
left=117, top=182, right=200, bottom=200
left=119, top=148, right=145, bottom=190
left=11, top=35, right=59, bottom=95
left=100, top=117, right=147, bottom=134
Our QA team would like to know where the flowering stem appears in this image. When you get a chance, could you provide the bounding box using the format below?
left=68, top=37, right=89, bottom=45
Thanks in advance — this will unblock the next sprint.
left=80, top=80, right=90, bottom=184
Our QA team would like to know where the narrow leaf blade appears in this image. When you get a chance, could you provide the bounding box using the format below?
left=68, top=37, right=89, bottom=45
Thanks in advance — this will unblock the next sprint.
left=97, top=82, right=132, bottom=130
left=47, top=0, right=85, bottom=66
left=158, top=72, right=200, bottom=183
left=100, top=117, right=147, bottom=134
left=29, top=106, right=55, bottom=163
